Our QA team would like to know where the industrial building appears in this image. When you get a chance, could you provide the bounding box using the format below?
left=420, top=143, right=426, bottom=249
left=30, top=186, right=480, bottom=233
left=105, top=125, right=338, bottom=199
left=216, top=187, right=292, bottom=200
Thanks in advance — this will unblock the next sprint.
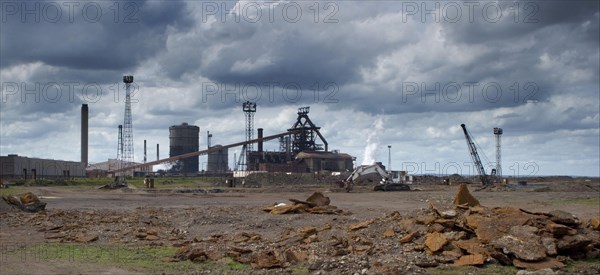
left=242, top=107, right=353, bottom=173
left=0, top=154, right=86, bottom=179
left=169, top=123, right=199, bottom=175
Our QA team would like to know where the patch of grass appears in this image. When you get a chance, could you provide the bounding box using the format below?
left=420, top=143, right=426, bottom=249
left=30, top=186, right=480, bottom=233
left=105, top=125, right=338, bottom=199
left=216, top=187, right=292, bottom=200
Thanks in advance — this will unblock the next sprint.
left=5, top=243, right=198, bottom=273
left=0, top=186, right=28, bottom=197
left=564, top=258, right=600, bottom=272
left=291, top=266, right=309, bottom=274
left=561, top=197, right=600, bottom=206
left=4, top=243, right=259, bottom=274
left=223, top=258, right=251, bottom=271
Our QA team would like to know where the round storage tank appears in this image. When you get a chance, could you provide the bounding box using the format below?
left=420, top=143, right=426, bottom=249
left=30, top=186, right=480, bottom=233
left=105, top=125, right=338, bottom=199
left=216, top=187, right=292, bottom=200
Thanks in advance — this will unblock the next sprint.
left=169, top=123, right=199, bottom=175
left=207, top=145, right=228, bottom=173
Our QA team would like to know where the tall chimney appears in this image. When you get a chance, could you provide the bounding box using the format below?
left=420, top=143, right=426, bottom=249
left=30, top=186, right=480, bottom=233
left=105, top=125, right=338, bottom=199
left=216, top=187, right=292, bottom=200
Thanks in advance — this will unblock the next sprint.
left=257, top=128, right=263, bottom=153
left=156, top=144, right=159, bottom=160
left=81, top=104, right=88, bottom=167
left=144, top=140, right=147, bottom=163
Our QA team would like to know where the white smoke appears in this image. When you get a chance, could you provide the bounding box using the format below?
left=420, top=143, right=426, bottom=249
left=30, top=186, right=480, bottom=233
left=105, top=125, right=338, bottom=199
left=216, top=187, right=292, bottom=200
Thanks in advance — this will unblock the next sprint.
left=361, top=116, right=385, bottom=165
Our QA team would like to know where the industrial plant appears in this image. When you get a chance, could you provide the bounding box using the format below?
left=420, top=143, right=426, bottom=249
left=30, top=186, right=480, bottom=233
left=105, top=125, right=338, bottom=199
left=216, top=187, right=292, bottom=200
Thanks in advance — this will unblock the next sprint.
left=0, top=75, right=508, bottom=189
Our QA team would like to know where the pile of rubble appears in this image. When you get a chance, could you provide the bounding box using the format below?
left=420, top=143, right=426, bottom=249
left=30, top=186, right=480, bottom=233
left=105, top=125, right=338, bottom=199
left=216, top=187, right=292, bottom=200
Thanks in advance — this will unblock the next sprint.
left=262, top=192, right=350, bottom=215
left=1, top=192, right=46, bottom=212
left=175, top=184, right=599, bottom=273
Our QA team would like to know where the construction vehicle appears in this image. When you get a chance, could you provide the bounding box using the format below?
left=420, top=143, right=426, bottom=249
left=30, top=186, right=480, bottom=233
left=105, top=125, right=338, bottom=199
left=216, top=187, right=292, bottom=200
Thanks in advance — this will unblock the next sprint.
left=460, top=124, right=495, bottom=186
left=344, top=163, right=410, bottom=192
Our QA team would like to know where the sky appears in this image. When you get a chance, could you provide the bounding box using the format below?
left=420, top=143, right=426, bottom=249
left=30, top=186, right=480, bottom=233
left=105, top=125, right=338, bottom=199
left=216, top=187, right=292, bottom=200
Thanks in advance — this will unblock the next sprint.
left=1, top=0, right=598, bottom=177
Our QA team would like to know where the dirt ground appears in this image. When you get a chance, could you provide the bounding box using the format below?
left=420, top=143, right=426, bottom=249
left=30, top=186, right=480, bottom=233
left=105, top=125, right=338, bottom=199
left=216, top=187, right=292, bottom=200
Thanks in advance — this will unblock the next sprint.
left=1, top=180, right=599, bottom=274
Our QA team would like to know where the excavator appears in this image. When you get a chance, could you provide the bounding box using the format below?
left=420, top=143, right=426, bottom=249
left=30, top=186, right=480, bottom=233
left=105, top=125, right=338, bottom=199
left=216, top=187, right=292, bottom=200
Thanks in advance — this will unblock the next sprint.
left=343, top=163, right=411, bottom=192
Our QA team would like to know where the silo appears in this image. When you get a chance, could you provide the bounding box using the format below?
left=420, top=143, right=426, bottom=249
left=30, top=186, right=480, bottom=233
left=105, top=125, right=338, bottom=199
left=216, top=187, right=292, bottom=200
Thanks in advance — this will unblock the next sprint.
left=207, top=145, right=228, bottom=173
left=169, top=123, right=199, bottom=175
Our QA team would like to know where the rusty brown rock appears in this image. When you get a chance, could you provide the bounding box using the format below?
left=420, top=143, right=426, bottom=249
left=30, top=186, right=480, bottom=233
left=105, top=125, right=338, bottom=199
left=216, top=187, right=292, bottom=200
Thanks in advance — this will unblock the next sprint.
left=454, top=254, right=485, bottom=266
left=416, top=215, right=437, bottom=225
left=428, top=223, right=445, bottom=233
left=466, top=209, right=533, bottom=243
left=76, top=233, right=99, bottom=243
left=147, top=228, right=158, bottom=236
left=383, top=226, right=395, bottom=238
left=455, top=239, right=489, bottom=256
left=512, top=258, right=565, bottom=270
left=146, top=235, right=159, bottom=241
left=268, top=204, right=307, bottom=215
left=424, top=232, right=448, bottom=253
left=19, top=192, right=40, bottom=204
left=546, top=223, right=576, bottom=237
left=251, top=251, right=283, bottom=269
left=398, top=219, right=416, bottom=231
left=453, top=183, right=480, bottom=207
left=349, top=219, right=376, bottom=231
left=285, top=248, right=308, bottom=262
left=589, top=217, right=600, bottom=230
left=305, top=192, right=330, bottom=207
left=399, top=231, right=419, bottom=243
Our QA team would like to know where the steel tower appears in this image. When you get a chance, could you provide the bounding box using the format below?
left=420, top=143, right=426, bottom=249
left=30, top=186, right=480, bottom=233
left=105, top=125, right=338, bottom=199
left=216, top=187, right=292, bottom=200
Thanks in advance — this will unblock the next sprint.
left=117, top=124, right=123, bottom=173
left=494, top=127, right=503, bottom=176
left=122, top=75, right=135, bottom=167
left=238, top=101, right=256, bottom=170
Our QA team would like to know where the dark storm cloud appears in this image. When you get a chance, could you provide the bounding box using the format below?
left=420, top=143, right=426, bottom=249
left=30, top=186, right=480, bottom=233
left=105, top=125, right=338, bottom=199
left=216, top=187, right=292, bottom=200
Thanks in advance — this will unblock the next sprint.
left=0, top=0, right=193, bottom=70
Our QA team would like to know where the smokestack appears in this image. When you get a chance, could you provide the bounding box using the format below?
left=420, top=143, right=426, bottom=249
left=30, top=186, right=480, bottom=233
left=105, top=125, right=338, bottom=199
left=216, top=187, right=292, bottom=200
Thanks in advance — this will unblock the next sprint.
left=144, top=140, right=147, bottom=163
left=257, top=128, right=263, bottom=153
left=81, top=104, right=88, bottom=167
left=156, top=144, right=159, bottom=160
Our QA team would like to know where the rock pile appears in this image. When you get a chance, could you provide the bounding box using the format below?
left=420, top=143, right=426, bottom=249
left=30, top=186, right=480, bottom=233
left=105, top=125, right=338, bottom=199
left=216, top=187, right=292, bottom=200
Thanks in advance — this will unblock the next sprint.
left=174, top=185, right=599, bottom=272
left=2, top=192, right=46, bottom=212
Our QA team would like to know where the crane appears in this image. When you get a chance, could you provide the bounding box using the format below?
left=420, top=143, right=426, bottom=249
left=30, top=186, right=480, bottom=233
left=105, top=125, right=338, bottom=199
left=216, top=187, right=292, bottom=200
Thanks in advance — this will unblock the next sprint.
left=460, top=124, right=494, bottom=186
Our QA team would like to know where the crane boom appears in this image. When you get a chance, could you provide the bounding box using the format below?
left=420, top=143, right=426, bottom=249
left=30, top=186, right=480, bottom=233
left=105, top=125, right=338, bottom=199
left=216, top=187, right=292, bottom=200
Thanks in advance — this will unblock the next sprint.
left=460, top=124, right=491, bottom=186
